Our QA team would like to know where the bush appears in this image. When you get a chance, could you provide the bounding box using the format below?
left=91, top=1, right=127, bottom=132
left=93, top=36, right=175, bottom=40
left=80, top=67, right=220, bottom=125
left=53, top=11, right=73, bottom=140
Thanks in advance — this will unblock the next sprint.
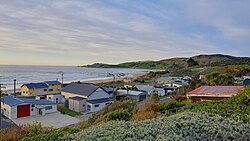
left=131, top=98, right=160, bottom=121
left=106, top=109, right=131, bottom=121
left=61, top=112, right=250, bottom=141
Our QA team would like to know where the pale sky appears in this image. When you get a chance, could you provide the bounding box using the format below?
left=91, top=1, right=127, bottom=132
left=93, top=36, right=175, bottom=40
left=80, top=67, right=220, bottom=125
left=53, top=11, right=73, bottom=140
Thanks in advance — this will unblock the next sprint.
left=0, top=0, right=250, bottom=66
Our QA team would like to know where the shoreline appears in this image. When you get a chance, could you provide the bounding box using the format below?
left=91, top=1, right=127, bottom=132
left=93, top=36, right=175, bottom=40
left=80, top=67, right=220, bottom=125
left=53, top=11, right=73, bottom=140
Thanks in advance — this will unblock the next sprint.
left=3, top=73, right=147, bottom=94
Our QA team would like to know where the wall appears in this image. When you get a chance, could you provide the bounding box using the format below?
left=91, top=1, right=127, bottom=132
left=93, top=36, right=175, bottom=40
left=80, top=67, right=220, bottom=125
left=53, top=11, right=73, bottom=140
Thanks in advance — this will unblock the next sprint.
left=87, top=102, right=109, bottom=112
left=1, top=102, right=14, bottom=119
left=36, top=104, right=57, bottom=114
left=61, top=92, right=88, bottom=99
left=69, top=99, right=86, bottom=112
left=47, top=84, right=62, bottom=95
left=191, top=96, right=228, bottom=103
left=88, top=88, right=110, bottom=100
left=47, top=94, right=64, bottom=104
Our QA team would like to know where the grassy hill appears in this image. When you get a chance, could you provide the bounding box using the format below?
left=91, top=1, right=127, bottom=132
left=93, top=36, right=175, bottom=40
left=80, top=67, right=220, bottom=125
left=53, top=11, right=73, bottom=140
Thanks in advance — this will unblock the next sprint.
left=83, top=54, right=250, bottom=70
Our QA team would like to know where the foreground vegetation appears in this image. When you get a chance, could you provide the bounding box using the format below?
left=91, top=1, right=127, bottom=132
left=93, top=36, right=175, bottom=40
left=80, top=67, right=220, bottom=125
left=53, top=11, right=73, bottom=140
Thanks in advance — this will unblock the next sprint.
left=57, top=105, right=82, bottom=117
left=62, top=112, right=250, bottom=141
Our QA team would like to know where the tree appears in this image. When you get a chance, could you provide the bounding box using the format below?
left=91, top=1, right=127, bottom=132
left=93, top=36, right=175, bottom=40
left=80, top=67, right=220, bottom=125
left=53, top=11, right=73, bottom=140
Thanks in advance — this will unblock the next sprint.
left=187, top=58, right=199, bottom=67
left=205, top=72, right=234, bottom=86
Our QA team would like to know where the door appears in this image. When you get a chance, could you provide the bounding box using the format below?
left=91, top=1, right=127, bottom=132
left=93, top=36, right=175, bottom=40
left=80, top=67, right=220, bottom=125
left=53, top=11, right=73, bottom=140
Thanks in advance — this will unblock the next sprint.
left=17, top=104, right=30, bottom=118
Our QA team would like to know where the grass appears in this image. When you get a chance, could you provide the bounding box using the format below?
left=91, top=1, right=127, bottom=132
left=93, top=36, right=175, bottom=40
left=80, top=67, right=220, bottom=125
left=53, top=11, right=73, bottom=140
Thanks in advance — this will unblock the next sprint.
left=57, top=105, right=82, bottom=117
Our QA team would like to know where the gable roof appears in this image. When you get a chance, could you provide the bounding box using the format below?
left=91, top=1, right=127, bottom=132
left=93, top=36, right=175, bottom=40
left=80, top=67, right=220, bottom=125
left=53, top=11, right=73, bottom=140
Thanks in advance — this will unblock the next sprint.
left=62, top=82, right=99, bottom=97
left=187, top=86, right=244, bottom=97
left=243, top=79, right=250, bottom=86
left=1, top=95, right=56, bottom=106
left=45, top=81, right=61, bottom=85
left=23, top=83, right=48, bottom=89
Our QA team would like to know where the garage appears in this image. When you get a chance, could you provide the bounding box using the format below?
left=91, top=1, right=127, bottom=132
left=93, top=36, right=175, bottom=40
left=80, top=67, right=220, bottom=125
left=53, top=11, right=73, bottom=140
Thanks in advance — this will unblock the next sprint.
left=17, top=104, right=30, bottom=118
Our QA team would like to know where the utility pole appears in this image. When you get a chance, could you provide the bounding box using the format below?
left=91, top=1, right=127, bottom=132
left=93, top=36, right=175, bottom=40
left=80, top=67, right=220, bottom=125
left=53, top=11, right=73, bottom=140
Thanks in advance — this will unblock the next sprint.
left=14, top=79, right=16, bottom=95
left=58, top=71, right=64, bottom=89
left=0, top=84, right=6, bottom=130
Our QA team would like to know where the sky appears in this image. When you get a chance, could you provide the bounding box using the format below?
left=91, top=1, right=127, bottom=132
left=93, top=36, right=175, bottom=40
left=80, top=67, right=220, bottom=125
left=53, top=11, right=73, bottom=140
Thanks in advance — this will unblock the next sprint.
left=0, top=0, right=250, bottom=66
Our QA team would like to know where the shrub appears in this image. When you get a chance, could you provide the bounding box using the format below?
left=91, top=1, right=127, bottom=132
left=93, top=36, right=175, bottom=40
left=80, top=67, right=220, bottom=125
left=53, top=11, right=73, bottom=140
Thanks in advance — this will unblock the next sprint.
left=131, top=98, right=160, bottom=121
left=61, top=112, right=250, bottom=141
left=106, top=109, right=131, bottom=121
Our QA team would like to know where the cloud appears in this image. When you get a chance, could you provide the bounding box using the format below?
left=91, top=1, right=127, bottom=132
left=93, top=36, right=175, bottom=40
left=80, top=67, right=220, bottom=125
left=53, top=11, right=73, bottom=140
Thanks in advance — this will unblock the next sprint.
left=0, top=0, right=249, bottom=65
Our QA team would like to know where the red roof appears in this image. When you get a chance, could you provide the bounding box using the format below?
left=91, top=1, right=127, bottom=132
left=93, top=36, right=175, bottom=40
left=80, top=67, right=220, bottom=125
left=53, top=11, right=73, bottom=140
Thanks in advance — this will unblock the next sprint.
left=187, top=86, right=244, bottom=97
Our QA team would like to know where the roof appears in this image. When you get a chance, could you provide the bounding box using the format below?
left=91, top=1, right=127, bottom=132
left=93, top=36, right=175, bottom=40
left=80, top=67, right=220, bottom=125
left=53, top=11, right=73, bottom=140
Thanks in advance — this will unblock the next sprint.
left=87, top=98, right=112, bottom=104
left=1, top=95, right=56, bottom=106
left=62, top=82, right=99, bottom=97
left=100, top=85, right=113, bottom=94
left=45, top=81, right=61, bottom=85
left=23, top=82, right=48, bottom=89
left=69, top=96, right=87, bottom=101
left=243, top=79, right=250, bottom=86
left=1, top=95, right=23, bottom=106
left=135, top=85, right=155, bottom=93
left=187, top=86, right=244, bottom=97
left=174, top=81, right=189, bottom=86
left=117, top=90, right=145, bottom=96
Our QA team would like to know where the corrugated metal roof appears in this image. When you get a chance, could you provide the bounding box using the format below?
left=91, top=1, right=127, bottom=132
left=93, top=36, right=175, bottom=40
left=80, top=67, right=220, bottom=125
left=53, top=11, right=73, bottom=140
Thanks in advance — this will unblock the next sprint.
left=188, top=86, right=244, bottom=96
left=117, top=90, right=145, bottom=96
left=1, top=95, right=56, bottom=106
left=45, top=81, right=61, bottom=85
left=62, top=82, right=99, bottom=97
left=23, top=83, right=48, bottom=89
left=1, top=95, right=23, bottom=106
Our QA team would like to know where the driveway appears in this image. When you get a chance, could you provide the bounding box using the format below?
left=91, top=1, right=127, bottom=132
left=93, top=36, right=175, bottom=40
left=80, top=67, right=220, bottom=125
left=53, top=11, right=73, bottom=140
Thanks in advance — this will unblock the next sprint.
left=12, top=112, right=81, bottom=128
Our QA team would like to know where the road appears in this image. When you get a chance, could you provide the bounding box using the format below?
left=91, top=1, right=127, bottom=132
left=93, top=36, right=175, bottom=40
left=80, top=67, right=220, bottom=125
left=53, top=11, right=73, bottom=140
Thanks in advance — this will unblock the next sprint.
left=159, top=97, right=173, bottom=103
left=0, top=115, right=17, bottom=130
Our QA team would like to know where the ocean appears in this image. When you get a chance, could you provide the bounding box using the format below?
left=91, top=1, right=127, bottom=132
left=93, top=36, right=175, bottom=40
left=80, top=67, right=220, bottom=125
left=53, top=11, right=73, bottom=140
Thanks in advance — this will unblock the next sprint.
left=0, top=65, right=153, bottom=90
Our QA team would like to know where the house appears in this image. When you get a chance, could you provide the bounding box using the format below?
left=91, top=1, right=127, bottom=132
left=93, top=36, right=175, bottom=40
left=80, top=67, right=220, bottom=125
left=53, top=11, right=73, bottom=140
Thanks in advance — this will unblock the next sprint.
left=157, top=76, right=173, bottom=84
left=135, top=85, right=155, bottom=95
left=243, top=79, right=250, bottom=86
left=163, top=81, right=189, bottom=88
left=62, top=82, right=113, bottom=112
left=116, top=90, right=147, bottom=101
left=1, top=95, right=57, bottom=119
left=187, top=86, right=244, bottom=103
left=21, top=81, right=62, bottom=96
left=36, top=94, right=64, bottom=104
left=68, top=97, right=87, bottom=112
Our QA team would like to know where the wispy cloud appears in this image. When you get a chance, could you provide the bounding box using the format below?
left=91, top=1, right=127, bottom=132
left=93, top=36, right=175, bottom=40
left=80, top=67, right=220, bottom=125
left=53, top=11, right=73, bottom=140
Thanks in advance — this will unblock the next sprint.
left=0, top=0, right=249, bottom=65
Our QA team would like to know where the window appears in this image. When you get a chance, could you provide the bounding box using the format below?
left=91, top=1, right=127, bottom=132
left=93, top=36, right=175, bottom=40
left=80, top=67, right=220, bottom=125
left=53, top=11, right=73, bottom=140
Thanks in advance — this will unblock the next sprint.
left=44, top=89, right=47, bottom=92
left=49, top=89, right=53, bottom=92
left=31, top=104, right=35, bottom=107
left=31, top=109, right=34, bottom=111
left=45, top=106, right=53, bottom=110
left=49, top=97, right=52, bottom=99
left=105, top=102, right=109, bottom=105
left=94, top=104, right=99, bottom=107
left=56, top=98, right=59, bottom=103
left=82, top=104, right=85, bottom=107
left=58, top=89, right=60, bottom=91
left=87, top=105, right=91, bottom=111
left=23, top=91, right=25, bottom=94
left=4, top=108, right=6, bottom=111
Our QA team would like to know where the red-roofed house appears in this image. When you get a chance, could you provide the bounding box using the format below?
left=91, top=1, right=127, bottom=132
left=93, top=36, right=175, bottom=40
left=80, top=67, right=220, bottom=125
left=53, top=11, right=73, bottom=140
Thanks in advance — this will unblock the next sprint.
left=187, top=86, right=244, bottom=103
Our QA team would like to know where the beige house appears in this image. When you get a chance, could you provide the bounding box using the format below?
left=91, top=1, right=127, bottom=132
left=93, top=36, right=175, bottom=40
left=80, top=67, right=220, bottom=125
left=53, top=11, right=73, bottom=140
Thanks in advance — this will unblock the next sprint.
left=21, top=81, right=62, bottom=96
left=68, top=97, right=87, bottom=112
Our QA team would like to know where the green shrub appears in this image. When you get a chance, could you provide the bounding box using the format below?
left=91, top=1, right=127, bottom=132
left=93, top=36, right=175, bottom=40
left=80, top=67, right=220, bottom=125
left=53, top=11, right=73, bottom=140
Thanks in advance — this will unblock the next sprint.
left=106, top=109, right=131, bottom=121
left=61, top=112, right=250, bottom=141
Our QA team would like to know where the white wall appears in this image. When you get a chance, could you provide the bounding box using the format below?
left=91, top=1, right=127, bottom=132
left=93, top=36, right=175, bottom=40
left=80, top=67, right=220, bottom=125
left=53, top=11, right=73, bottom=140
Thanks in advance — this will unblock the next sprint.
left=47, top=94, right=64, bottom=104
left=36, top=104, right=57, bottom=114
left=87, top=102, right=109, bottom=112
left=88, top=88, right=110, bottom=100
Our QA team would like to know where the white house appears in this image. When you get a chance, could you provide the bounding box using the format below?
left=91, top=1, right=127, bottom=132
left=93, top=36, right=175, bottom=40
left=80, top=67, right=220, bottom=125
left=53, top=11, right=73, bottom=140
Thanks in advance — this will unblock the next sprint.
left=116, top=90, right=147, bottom=101
left=1, top=95, right=57, bottom=119
left=62, top=82, right=113, bottom=113
left=36, top=94, right=64, bottom=104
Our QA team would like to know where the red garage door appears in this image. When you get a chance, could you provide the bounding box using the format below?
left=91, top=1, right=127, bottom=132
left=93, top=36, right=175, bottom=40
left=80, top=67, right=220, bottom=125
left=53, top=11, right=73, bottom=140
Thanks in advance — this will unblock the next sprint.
left=17, top=104, right=30, bottom=118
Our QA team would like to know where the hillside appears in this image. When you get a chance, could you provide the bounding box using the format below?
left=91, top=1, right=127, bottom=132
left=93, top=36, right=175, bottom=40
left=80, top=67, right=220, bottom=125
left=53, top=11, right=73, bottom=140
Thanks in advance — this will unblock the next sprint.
left=83, top=54, right=250, bottom=69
